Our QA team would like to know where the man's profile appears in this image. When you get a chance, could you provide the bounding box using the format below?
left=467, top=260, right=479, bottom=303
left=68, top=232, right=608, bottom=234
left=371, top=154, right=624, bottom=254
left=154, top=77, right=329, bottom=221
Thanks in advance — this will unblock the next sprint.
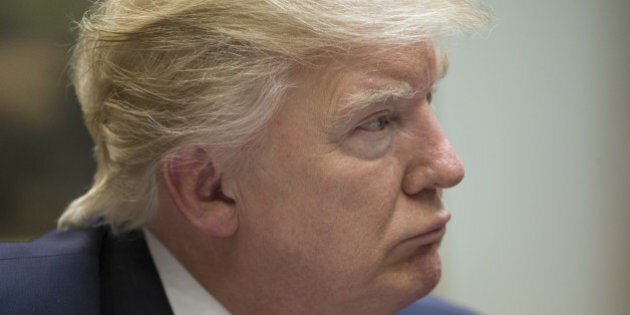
left=0, top=1, right=489, bottom=314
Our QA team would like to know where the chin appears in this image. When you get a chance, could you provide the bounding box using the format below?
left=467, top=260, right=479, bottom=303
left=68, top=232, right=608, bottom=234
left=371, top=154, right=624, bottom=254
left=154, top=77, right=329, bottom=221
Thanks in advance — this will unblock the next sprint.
left=336, top=246, right=443, bottom=315
left=392, top=244, right=444, bottom=309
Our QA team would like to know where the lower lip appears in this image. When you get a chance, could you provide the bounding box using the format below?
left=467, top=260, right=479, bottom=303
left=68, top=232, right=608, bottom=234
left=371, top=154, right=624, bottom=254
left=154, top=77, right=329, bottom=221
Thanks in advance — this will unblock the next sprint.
left=405, top=226, right=446, bottom=247
left=390, top=226, right=446, bottom=261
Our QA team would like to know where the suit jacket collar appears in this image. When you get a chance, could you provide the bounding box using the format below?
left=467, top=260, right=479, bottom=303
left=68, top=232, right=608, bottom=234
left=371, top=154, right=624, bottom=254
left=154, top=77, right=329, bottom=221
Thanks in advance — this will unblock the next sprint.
left=98, top=227, right=173, bottom=315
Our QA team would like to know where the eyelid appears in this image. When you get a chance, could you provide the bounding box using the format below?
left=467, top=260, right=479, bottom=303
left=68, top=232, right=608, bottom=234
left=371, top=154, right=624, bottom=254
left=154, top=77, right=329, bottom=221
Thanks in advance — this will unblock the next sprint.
left=358, top=109, right=389, bottom=123
left=358, top=115, right=388, bottom=132
left=355, top=110, right=397, bottom=132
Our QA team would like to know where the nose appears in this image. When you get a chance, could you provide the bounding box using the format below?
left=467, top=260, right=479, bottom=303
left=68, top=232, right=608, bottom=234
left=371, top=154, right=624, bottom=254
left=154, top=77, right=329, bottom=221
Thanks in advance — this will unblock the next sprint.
left=402, top=116, right=465, bottom=196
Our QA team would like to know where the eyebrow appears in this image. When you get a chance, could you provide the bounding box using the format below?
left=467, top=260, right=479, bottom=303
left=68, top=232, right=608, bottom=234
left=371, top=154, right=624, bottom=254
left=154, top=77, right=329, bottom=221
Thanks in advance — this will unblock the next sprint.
left=329, top=83, right=418, bottom=130
left=329, top=51, right=449, bottom=131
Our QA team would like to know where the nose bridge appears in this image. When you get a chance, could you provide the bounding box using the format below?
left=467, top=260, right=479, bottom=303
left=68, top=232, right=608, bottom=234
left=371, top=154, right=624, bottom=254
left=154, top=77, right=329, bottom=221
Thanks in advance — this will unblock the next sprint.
left=402, top=113, right=465, bottom=194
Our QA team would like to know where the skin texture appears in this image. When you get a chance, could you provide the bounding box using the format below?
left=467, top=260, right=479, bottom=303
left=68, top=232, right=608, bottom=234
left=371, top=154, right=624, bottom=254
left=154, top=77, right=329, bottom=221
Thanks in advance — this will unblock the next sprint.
left=149, top=43, right=465, bottom=315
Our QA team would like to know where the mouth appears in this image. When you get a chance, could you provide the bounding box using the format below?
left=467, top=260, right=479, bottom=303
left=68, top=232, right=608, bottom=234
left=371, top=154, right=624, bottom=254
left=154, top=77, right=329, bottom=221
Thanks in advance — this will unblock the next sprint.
left=404, top=225, right=447, bottom=248
left=401, top=210, right=451, bottom=248
left=385, top=209, right=452, bottom=264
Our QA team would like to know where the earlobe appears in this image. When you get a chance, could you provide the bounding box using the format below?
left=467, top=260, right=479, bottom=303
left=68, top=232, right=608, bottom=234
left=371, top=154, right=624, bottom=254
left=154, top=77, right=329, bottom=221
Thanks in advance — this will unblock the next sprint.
left=162, top=147, right=239, bottom=238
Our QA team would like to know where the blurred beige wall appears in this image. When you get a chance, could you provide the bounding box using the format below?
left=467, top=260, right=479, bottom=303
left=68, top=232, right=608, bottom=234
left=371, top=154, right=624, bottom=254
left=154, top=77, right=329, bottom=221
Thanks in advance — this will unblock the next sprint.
left=0, top=1, right=93, bottom=240
left=435, top=0, right=630, bottom=314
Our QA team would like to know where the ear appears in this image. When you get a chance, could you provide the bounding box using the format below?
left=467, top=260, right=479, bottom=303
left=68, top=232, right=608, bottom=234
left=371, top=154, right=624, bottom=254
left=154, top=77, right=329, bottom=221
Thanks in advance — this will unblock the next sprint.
left=161, top=147, right=238, bottom=237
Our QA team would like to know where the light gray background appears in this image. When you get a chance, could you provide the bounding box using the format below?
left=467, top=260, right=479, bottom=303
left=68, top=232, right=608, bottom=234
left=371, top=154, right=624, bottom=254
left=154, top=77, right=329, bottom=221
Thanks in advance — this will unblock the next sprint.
left=434, top=0, right=630, bottom=314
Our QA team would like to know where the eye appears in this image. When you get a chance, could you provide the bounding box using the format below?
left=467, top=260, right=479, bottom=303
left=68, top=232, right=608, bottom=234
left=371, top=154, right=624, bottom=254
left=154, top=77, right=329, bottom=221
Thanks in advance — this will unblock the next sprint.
left=426, top=91, right=433, bottom=104
left=358, top=115, right=390, bottom=132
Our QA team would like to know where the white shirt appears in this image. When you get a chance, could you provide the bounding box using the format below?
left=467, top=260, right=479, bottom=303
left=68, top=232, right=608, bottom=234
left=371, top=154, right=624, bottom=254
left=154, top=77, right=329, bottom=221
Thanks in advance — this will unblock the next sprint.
left=144, top=230, right=232, bottom=315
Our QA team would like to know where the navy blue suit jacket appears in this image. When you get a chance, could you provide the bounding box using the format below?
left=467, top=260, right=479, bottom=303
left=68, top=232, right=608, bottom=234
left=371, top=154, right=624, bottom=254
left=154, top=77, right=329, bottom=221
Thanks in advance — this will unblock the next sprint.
left=0, top=227, right=477, bottom=314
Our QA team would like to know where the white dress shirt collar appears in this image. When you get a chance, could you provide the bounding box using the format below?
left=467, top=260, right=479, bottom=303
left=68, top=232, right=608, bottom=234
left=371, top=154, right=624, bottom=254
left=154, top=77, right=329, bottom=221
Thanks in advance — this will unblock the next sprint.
left=144, top=229, right=232, bottom=315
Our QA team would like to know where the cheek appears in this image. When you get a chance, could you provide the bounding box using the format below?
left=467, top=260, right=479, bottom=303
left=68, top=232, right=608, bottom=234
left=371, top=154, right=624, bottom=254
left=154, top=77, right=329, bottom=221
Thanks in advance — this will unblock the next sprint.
left=238, top=147, right=402, bottom=252
left=327, top=160, right=400, bottom=229
left=287, top=155, right=403, bottom=261
left=233, top=118, right=407, bottom=288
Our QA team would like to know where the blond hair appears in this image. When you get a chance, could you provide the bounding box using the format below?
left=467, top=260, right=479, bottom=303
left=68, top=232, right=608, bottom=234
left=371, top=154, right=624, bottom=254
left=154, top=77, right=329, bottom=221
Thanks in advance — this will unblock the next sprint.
left=59, top=0, right=490, bottom=232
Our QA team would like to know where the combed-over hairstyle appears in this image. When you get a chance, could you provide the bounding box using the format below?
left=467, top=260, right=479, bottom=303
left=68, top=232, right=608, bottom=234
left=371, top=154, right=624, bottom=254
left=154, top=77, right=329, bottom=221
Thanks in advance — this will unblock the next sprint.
left=59, top=0, right=490, bottom=232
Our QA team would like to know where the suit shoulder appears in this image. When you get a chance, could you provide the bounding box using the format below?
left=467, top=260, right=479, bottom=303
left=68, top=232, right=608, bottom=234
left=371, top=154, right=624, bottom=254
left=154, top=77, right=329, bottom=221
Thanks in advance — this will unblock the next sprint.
left=396, top=295, right=479, bottom=315
left=0, top=227, right=103, bottom=259
left=0, top=227, right=104, bottom=314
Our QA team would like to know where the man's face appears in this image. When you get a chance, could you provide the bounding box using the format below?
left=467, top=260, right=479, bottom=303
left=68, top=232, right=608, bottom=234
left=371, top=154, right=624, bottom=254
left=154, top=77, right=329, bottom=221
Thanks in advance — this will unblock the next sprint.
left=229, top=43, right=464, bottom=313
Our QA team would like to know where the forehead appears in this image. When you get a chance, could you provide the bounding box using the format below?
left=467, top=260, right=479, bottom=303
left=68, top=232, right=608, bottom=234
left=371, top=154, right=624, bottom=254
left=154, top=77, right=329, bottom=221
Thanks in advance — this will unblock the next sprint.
left=314, top=43, right=438, bottom=89
left=348, top=43, right=437, bottom=85
left=287, top=43, right=439, bottom=123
